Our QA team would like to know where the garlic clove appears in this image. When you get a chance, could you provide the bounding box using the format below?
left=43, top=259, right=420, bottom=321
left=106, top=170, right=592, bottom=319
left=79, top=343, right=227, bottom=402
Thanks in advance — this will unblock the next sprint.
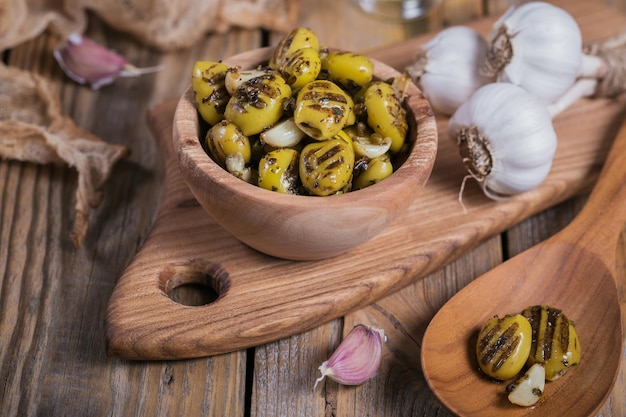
left=225, top=153, right=255, bottom=184
left=314, top=324, right=386, bottom=389
left=53, top=33, right=161, bottom=89
left=507, top=363, right=546, bottom=407
left=352, top=135, right=392, bottom=159
left=259, top=118, right=305, bottom=148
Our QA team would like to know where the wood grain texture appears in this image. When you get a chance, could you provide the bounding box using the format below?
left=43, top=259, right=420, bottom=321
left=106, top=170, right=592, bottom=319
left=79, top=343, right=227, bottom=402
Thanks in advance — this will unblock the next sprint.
left=1, top=20, right=256, bottom=417
left=1, top=1, right=625, bottom=417
left=254, top=1, right=626, bottom=416
left=422, top=117, right=626, bottom=417
left=105, top=0, right=626, bottom=360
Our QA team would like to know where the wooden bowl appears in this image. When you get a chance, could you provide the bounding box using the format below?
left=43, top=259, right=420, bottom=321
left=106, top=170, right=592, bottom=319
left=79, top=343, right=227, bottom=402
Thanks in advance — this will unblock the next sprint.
left=173, top=47, right=437, bottom=260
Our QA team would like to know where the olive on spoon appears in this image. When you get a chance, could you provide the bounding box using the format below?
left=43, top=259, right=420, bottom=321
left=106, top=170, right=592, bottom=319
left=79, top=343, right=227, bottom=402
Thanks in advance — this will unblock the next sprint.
left=421, top=120, right=626, bottom=416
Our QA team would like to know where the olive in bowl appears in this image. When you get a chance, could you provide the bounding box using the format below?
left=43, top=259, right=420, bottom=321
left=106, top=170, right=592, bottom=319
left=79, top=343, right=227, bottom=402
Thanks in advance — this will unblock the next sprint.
left=173, top=45, right=437, bottom=260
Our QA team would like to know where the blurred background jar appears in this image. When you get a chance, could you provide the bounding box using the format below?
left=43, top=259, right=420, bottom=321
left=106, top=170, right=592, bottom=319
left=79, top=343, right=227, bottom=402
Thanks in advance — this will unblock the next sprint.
left=354, top=0, right=438, bottom=20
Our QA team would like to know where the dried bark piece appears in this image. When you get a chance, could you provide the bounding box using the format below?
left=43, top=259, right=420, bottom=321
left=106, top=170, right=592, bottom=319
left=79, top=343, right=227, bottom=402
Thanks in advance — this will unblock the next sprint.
left=0, top=62, right=129, bottom=247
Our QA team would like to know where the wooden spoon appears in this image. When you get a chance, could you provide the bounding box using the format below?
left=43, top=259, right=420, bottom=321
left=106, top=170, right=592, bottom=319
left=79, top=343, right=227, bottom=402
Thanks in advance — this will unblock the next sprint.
left=421, top=118, right=626, bottom=416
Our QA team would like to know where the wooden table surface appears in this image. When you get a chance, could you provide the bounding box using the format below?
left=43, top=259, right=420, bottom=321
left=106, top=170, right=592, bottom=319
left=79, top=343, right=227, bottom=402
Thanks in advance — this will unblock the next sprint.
left=1, top=0, right=625, bottom=416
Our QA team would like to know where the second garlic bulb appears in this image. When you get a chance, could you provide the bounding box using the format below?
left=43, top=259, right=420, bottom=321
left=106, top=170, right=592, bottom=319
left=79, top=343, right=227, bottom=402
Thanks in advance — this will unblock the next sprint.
left=484, top=1, right=583, bottom=104
left=449, top=83, right=557, bottom=200
left=407, top=26, right=493, bottom=116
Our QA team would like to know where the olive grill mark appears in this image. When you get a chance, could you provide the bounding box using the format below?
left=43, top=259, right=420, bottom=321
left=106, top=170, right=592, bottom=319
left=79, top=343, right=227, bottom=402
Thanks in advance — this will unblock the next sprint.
left=303, top=143, right=346, bottom=189
left=526, top=305, right=542, bottom=360
left=203, top=88, right=229, bottom=113
left=300, top=89, right=349, bottom=126
left=198, top=70, right=229, bottom=113
left=524, top=305, right=570, bottom=365
left=287, top=56, right=313, bottom=82
left=232, top=75, right=282, bottom=112
left=304, top=105, right=345, bottom=126
left=301, top=89, right=349, bottom=105
left=478, top=321, right=522, bottom=373
left=201, top=65, right=226, bottom=84
left=284, top=153, right=300, bottom=194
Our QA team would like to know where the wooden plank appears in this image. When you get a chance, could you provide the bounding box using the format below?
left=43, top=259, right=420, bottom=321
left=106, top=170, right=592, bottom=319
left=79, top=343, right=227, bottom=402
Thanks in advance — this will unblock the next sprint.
left=251, top=3, right=497, bottom=416
left=315, top=1, right=626, bottom=416
left=336, top=1, right=626, bottom=415
left=1, top=1, right=624, bottom=417
left=0, top=19, right=262, bottom=417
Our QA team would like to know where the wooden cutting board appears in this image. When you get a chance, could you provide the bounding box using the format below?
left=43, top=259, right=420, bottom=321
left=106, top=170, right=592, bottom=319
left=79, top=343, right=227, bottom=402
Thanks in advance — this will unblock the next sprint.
left=105, top=0, right=626, bottom=360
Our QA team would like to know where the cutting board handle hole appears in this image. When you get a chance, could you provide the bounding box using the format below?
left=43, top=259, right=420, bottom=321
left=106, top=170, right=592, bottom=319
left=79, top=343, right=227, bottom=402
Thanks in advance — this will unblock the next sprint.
left=161, top=260, right=230, bottom=307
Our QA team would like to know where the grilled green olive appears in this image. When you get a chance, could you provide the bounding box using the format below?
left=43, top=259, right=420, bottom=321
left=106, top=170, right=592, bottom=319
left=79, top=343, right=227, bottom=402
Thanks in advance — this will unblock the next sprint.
left=353, top=154, right=393, bottom=190
left=258, top=148, right=301, bottom=194
left=205, top=120, right=252, bottom=167
left=521, top=305, right=581, bottom=381
left=192, top=61, right=230, bottom=125
left=294, top=80, right=355, bottom=140
left=362, top=81, right=407, bottom=153
left=476, top=314, right=533, bottom=380
left=224, top=73, right=291, bottom=136
left=282, top=47, right=322, bottom=90
left=270, top=27, right=320, bottom=70
left=321, top=51, right=374, bottom=89
left=299, top=131, right=355, bottom=196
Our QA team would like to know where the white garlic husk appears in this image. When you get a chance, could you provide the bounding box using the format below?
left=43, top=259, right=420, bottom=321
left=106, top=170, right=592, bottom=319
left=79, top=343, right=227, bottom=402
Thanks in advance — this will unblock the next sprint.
left=406, top=26, right=493, bottom=116
left=484, top=1, right=583, bottom=104
left=449, top=83, right=557, bottom=200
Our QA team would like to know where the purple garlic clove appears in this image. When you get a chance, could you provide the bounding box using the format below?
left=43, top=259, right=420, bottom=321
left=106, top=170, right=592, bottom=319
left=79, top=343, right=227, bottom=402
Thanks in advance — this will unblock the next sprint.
left=314, top=324, right=387, bottom=389
left=54, top=33, right=160, bottom=89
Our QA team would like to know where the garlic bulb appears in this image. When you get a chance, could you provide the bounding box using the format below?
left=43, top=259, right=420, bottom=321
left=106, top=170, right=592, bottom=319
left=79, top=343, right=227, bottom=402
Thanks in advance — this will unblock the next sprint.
left=407, top=26, right=493, bottom=115
left=483, top=2, right=583, bottom=104
left=449, top=82, right=557, bottom=200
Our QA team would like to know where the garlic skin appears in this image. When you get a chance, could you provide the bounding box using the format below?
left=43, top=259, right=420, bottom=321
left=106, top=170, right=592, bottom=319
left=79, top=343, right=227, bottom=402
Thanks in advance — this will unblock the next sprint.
left=314, top=324, right=386, bottom=389
left=407, top=26, right=493, bottom=115
left=54, top=33, right=160, bottom=89
left=485, top=2, right=583, bottom=104
left=449, top=83, right=557, bottom=200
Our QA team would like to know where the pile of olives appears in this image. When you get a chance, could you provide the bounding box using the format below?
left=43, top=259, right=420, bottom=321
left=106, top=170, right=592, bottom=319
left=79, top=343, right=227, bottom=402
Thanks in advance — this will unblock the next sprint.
left=191, top=27, right=411, bottom=196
